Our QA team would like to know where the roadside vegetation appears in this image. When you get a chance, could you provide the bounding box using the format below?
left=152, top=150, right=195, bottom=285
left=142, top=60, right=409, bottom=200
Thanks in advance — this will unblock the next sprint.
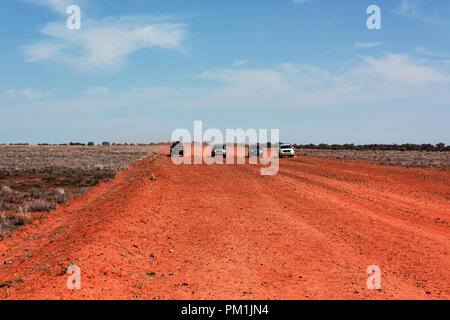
left=294, top=143, right=449, bottom=152
left=295, top=146, right=449, bottom=169
left=0, top=145, right=161, bottom=237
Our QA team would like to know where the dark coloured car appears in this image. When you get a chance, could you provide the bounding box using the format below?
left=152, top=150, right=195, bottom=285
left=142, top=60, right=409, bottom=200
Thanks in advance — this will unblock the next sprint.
left=248, top=143, right=263, bottom=158
left=211, top=144, right=226, bottom=158
left=170, top=141, right=184, bottom=157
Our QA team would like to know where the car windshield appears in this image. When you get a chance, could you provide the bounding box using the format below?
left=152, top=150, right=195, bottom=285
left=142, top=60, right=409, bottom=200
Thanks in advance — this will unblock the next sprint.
left=213, top=144, right=225, bottom=149
left=281, top=145, right=292, bottom=149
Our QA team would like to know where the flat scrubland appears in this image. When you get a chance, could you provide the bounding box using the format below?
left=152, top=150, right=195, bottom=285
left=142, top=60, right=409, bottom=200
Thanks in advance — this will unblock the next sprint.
left=0, top=145, right=164, bottom=236
left=296, top=149, right=450, bottom=169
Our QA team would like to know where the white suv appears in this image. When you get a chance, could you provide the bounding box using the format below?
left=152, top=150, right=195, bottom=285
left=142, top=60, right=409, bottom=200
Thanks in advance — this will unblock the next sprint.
left=279, top=144, right=295, bottom=158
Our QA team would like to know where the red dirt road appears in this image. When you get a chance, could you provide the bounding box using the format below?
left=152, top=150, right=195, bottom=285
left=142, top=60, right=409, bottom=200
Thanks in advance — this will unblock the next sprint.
left=1, top=150, right=449, bottom=299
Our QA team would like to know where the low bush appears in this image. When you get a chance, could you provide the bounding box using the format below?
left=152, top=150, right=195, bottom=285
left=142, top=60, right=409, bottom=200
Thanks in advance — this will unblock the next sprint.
left=0, top=211, right=31, bottom=238
left=293, top=143, right=450, bottom=152
left=24, top=199, right=56, bottom=212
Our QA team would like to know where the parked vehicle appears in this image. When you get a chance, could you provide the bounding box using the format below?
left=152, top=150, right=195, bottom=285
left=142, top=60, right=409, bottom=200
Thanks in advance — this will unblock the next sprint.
left=211, top=144, right=226, bottom=158
left=170, top=141, right=184, bottom=157
left=248, top=143, right=264, bottom=157
left=279, top=143, right=295, bottom=158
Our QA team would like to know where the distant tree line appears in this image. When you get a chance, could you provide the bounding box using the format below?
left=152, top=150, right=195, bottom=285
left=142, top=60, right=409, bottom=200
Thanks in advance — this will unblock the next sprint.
left=1, top=142, right=448, bottom=152
left=0, top=142, right=168, bottom=146
left=293, top=143, right=449, bottom=152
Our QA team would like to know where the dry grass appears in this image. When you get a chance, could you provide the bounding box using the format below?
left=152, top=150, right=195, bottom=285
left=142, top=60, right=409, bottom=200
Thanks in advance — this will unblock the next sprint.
left=0, top=145, right=159, bottom=174
left=296, top=149, right=450, bottom=169
left=0, top=210, right=31, bottom=238
left=0, top=145, right=163, bottom=214
left=0, top=145, right=162, bottom=238
left=1, top=185, right=13, bottom=194
left=23, top=200, right=56, bottom=213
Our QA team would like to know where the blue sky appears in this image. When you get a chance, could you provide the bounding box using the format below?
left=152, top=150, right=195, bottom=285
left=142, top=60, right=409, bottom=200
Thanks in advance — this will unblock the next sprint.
left=0, top=0, right=449, bottom=144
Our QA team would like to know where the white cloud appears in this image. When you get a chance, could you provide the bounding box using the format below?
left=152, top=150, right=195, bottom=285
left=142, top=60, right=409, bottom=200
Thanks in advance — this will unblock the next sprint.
left=22, top=0, right=79, bottom=14
left=132, top=86, right=175, bottom=99
left=415, top=47, right=449, bottom=58
left=200, top=68, right=289, bottom=88
left=84, top=87, right=109, bottom=95
left=354, top=54, right=450, bottom=86
left=354, top=42, right=383, bottom=49
left=23, top=15, right=187, bottom=70
left=97, top=53, right=447, bottom=112
left=5, top=54, right=450, bottom=113
left=293, top=0, right=313, bottom=4
left=232, top=60, right=250, bottom=67
left=392, top=0, right=418, bottom=16
left=280, top=62, right=300, bottom=74
left=2, top=88, right=51, bottom=100
left=392, top=0, right=450, bottom=25
left=192, top=54, right=450, bottom=110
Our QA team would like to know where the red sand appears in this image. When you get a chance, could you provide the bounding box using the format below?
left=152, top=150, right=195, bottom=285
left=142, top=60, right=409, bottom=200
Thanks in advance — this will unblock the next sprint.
left=0, top=149, right=449, bottom=300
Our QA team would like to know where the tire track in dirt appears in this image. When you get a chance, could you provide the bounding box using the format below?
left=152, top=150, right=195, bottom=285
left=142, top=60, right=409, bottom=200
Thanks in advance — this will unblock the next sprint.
left=248, top=157, right=449, bottom=299
left=277, top=159, right=449, bottom=239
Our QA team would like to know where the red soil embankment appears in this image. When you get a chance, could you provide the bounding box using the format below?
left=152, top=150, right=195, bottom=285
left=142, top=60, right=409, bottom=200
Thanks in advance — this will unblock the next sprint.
left=0, top=150, right=448, bottom=299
